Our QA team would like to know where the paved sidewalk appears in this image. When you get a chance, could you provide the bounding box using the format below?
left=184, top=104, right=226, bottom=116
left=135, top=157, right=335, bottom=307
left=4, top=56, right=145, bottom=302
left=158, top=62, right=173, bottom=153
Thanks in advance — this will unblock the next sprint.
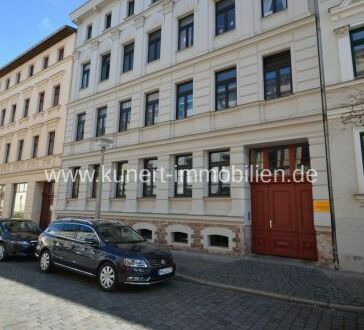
left=173, top=251, right=364, bottom=308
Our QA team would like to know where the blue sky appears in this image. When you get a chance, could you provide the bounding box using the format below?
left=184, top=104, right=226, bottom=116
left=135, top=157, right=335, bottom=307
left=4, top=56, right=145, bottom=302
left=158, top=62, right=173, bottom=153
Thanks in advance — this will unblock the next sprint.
left=0, top=0, right=86, bottom=67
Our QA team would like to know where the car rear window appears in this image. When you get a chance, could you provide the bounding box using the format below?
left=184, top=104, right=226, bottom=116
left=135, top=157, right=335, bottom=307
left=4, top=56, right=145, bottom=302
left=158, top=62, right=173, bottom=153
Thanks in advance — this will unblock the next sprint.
left=3, top=221, right=40, bottom=234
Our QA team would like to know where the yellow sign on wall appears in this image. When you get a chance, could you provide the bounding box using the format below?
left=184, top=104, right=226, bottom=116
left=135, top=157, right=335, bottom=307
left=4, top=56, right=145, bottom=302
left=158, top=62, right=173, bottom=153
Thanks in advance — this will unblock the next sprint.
left=313, top=200, right=330, bottom=213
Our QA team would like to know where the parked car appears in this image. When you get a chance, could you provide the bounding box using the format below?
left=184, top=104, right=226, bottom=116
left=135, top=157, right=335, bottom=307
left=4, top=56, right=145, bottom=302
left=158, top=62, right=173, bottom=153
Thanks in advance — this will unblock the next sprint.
left=35, top=219, right=176, bottom=291
left=0, top=219, right=41, bottom=261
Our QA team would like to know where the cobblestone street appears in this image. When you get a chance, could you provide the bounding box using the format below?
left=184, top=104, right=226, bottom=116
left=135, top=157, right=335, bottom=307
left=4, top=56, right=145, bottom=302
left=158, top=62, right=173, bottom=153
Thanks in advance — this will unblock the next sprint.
left=0, top=259, right=363, bottom=330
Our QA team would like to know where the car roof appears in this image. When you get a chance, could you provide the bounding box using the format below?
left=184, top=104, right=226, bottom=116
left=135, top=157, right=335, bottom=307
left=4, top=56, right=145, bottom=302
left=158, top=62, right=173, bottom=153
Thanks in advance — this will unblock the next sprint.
left=54, top=218, right=125, bottom=227
left=0, top=218, right=35, bottom=222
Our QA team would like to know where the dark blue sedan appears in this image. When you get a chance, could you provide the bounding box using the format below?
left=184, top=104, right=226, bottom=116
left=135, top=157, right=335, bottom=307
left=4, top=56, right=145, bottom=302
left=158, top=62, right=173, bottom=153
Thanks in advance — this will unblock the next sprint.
left=0, top=219, right=41, bottom=261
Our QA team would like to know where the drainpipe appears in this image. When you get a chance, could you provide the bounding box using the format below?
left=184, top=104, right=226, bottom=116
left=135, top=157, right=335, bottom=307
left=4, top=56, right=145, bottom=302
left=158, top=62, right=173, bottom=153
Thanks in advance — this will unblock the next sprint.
left=314, top=0, right=340, bottom=270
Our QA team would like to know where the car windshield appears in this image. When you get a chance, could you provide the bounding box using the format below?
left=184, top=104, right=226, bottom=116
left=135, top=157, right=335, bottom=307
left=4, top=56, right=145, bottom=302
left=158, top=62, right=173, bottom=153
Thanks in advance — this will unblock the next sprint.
left=3, top=221, right=40, bottom=234
left=97, top=224, right=146, bottom=244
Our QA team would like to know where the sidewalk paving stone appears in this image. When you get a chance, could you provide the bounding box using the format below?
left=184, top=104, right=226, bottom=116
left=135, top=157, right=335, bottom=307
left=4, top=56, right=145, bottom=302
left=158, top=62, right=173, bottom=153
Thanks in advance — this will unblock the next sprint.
left=173, top=251, right=364, bottom=307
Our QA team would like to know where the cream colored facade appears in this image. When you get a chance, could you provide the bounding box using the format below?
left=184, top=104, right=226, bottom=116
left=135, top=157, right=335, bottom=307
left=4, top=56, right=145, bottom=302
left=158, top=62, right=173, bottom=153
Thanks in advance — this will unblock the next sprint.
left=318, top=0, right=364, bottom=272
left=57, top=0, right=334, bottom=263
left=0, top=26, right=76, bottom=225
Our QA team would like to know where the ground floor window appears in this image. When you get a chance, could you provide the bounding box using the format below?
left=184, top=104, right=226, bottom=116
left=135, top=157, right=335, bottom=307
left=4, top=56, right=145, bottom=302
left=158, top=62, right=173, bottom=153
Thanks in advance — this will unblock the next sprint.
left=172, top=232, right=188, bottom=244
left=0, top=185, right=6, bottom=216
left=12, top=183, right=28, bottom=219
left=209, top=235, right=229, bottom=248
left=138, top=229, right=152, bottom=240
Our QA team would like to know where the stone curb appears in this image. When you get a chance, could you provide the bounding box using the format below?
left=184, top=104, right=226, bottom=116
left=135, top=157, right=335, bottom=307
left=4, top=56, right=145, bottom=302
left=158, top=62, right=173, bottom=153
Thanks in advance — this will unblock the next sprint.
left=176, top=274, right=364, bottom=313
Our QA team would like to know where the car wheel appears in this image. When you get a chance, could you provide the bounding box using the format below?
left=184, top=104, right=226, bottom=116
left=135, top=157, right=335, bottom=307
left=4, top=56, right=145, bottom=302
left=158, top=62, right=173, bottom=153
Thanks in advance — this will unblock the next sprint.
left=0, top=243, right=7, bottom=261
left=98, top=262, right=118, bottom=292
left=39, top=250, right=52, bottom=273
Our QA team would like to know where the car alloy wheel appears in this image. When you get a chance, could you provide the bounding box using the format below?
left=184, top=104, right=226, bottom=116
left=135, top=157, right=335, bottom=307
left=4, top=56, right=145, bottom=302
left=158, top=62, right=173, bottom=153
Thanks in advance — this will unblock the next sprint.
left=0, top=244, right=6, bottom=261
left=40, top=251, right=52, bottom=272
left=99, top=263, right=118, bottom=291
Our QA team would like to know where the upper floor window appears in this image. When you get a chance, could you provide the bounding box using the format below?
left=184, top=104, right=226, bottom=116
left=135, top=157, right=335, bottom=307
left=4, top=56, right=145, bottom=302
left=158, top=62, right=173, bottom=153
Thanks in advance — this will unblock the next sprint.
left=209, top=150, right=230, bottom=197
left=81, top=62, right=90, bottom=89
left=6, top=78, right=10, bottom=90
left=10, top=104, right=16, bottom=123
left=86, top=24, right=93, bottom=40
left=350, top=28, right=364, bottom=78
left=100, top=53, right=111, bottom=81
left=53, top=85, right=60, bottom=107
left=91, top=164, right=100, bottom=198
left=16, top=72, right=21, bottom=84
left=47, top=131, right=55, bottom=156
left=0, top=185, right=5, bottom=216
left=264, top=50, right=292, bottom=100
left=76, top=112, right=86, bottom=141
left=4, top=143, right=11, bottom=164
left=127, top=0, right=135, bottom=17
left=29, top=64, right=34, bottom=77
left=262, top=0, right=287, bottom=17
left=143, top=158, right=157, bottom=197
left=115, top=162, right=128, bottom=198
left=145, top=91, right=159, bottom=127
left=32, top=136, right=39, bottom=158
left=175, top=154, right=192, bottom=197
left=361, top=132, right=364, bottom=172
left=17, top=140, right=24, bottom=161
left=215, top=67, right=237, bottom=111
left=123, top=42, right=134, bottom=72
left=148, top=29, right=161, bottom=63
left=119, top=100, right=131, bottom=132
left=216, top=0, right=235, bottom=35
left=38, top=91, right=45, bottom=112
left=23, top=98, right=30, bottom=118
left=96, top=107, right=107, bottom=137
left=43, top=56, right=49, bottom=70
left=58, top=47, right=64, bottom=62
left=176, top=80, right=193, bottom=120
left=105, top=12, right=112, bottom=30
left=0, top=109, right=6, bottom=126
left=178, top=14, right=194, bottom=51
left=71, top=167, right=81, bottom=199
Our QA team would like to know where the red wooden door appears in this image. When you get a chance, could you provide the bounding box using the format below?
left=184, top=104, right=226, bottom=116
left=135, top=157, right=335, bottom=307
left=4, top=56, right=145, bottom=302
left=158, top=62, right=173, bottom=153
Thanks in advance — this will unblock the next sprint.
left=251, top=184, right=270, bottom=255
left=251, top=182, right=317, bottom=261
left=39, top=182, right=54, bottom=230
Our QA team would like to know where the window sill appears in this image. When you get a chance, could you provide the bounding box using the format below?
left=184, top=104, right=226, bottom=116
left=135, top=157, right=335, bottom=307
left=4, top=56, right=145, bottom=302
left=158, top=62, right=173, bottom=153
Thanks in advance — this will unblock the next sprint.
left=110, top=197, right=126, bottom=200
left=215, top=28, right=236, bottom=38
left=204, top=196, right=231, bottom=200
left=33, top=111, right=45, bottom=119
left=263, top=93, right=294, bottom=104
left=169, top=197, right=192, bottom=201
left=48, top=105, right=61, bottom=113
left=19, top=117, right=29, bottom=124
left=354, top=194, right=364, bottom=201
left=137, top=196, right=156, bottom=200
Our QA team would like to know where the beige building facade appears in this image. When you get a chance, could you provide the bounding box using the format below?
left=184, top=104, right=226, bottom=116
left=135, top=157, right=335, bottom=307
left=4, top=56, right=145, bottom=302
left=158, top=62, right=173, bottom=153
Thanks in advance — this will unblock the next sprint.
left=56, top=0, right=335, bottom=264
left=0, top=26, right=76, bottom=228
left=318, top=0, right=364, bottom=272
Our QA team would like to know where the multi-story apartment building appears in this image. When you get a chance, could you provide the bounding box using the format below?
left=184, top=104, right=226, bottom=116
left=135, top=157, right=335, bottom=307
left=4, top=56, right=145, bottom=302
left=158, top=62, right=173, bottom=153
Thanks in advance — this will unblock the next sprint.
left=57, top=0, right=335, bottom=264
left=0, top=26, right=76, bottom=228
left=318, top=0, right=364, bottom=272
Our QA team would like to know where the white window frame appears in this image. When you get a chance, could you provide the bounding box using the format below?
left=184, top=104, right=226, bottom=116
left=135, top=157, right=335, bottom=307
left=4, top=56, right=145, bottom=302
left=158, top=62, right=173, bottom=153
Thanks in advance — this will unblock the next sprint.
left=354, top=128, right=364, bottom=194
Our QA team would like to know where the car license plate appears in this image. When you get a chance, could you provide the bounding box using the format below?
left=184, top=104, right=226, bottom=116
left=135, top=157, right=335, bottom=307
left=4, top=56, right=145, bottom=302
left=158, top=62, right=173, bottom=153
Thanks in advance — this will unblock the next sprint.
left=158, top=267, right=173, bottom=276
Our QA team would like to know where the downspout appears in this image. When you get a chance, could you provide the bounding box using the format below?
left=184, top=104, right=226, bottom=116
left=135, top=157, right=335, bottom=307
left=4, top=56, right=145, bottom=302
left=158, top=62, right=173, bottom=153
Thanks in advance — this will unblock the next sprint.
left=313, top=0, right=340, bottom=270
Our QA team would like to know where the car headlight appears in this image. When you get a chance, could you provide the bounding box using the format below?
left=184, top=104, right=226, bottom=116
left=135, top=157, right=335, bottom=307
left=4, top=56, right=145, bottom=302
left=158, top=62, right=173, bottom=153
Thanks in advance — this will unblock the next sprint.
left=9, top=240, right=29, bottom=246
left=124, top=258, right=148, bottom=268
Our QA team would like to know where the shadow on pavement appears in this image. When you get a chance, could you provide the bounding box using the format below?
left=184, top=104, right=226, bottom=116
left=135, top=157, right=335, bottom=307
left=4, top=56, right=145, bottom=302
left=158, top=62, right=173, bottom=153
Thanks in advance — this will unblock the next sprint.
left=0, top=257, right=363, bottom=329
